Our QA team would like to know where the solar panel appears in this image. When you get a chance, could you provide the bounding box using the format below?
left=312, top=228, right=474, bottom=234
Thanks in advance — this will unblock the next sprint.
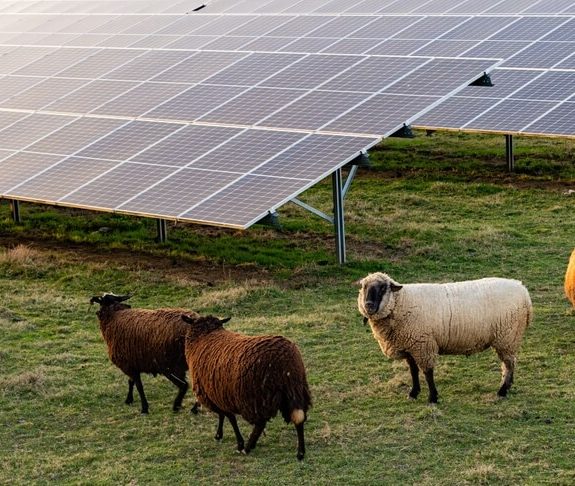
left=61, top=162, right=179, bottom=209
left=132, top=125, right=243, bottom=167
left=92, top=82, right=189, bottom=117
left=0, top=77, right=89, bottom=110
left=8, top=157, right=119, bottom=201
left=45, top=79, right=138, bottom=114
left=198, top=87, right=304, bottom=125
left=118, top=168, right=242, bottom=217
left=76, top=120, right=182, bottom=161
left=259, top=91, right=370, bottom=131
left=0, top=152, right=64, bottom=192
left=26, top=117, right=127, bottom=155
left=0, top=113, right=76, bottom=150
left=523, top=102, right=575, bottom=136
left=502, top=42, right=575, bottom=68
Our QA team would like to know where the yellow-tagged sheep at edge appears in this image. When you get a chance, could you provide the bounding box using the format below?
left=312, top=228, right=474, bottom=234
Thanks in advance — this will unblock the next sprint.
left=565, top=249, right=575, bottom=307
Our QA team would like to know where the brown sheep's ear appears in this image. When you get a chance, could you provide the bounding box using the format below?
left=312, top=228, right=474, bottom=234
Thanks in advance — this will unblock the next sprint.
left=219, top=317, right=231, bottom=325
left=181, top=314, right=196, bottom=325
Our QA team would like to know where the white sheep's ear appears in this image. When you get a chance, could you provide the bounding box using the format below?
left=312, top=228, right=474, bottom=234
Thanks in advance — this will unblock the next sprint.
left=390, top=281, right=403, bottom=292
left=181, top=314, right=196, bottom=325
left=353, top=278, right=363, bottom=288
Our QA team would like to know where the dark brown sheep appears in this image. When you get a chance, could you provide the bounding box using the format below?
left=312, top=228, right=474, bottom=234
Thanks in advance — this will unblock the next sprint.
left=90, top=293, right=198, bottom=415
left=182, top=314, right=312, bottom=460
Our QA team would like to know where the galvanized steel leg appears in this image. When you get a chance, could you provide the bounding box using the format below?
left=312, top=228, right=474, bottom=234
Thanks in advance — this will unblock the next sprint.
left=332, top=168, right=346, bottom=265
left=505, top=134, right=514, bottom=172
left=10, top=200, right=21, bottom=224
left=156, top=219, right=167, bottom=242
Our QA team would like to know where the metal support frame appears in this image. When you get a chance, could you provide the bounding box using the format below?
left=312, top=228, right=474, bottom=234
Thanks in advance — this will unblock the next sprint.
left=505, top=134, right=514, bottom=172
left=156, top=218, right=167, bottom=242
left=469, top=71, right=494, bottom=87
left=10, top=200, right=21, bottom=224
left=290, top=157, right=363, bottom=264
left=332, top=168, right=346, bottom=265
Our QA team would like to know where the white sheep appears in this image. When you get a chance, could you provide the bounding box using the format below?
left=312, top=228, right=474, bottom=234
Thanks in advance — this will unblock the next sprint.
left=357, top=273, right=532, bottom=404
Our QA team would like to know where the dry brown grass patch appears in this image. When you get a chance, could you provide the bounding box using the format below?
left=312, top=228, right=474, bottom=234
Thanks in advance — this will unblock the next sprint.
left=0, top=244, right=42, bottom=265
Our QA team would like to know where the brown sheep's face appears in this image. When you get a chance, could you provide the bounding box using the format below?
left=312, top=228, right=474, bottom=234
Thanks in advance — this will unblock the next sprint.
left=181, top=314, right=231, bottom=340
left=357, top=274, right=403, bottom=320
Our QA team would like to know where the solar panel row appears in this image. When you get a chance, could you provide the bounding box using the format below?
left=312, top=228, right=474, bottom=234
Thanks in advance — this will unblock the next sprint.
left=415, top=68, right=575, bottom=137
left=203, top=0, right=575, bottom=15
left=0, top=47, right=496, bottom=137
left=0, top=118, right=380, bottom=227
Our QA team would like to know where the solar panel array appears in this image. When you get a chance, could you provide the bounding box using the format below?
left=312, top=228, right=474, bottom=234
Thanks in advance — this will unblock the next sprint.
left=0, top=0, right=572, bottom=229
left=0, top=2, right=502, bottom=228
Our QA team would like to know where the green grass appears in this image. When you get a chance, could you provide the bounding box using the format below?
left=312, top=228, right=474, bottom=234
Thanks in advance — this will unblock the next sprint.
left=1, top=131, right=574, bottom=484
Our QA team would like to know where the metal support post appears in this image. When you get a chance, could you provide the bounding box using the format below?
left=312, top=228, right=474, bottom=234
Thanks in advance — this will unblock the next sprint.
left=505, top=134, right=514, bottom=172
left=10, top=200, right=21, bottom=224
left=332, top=168, right=346, bottom=265
left=156, top=219, right=167, bottom=242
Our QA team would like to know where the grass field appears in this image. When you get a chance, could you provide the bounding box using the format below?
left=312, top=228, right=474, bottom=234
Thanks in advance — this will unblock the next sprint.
left=1, top=131, right=574, bottom=484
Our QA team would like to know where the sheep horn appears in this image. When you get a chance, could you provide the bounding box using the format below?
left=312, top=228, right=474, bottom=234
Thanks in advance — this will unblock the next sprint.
left=181, top=314, right=195, bottom=325
left=90, top=296, right=102, bottom=305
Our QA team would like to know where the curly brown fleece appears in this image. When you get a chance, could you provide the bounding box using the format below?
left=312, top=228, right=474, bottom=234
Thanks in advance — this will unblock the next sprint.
left=96, top=303, right=199, bottom=414
left=183, top=315, right=311, bottom=459
left=99, top=307, right=191, bottom=376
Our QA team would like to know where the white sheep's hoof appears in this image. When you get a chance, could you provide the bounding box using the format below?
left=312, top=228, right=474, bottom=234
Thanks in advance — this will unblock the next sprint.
left=239, top=449, right=248, bottom=455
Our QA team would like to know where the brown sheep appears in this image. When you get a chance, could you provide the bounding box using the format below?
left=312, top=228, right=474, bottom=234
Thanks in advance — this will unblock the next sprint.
left=182, top=314, right=311, bottom=460
left=90, top=293, right=198, bottom=415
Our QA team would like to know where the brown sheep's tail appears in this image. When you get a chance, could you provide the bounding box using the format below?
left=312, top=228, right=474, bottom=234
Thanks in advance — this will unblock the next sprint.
left=280, top=380, right=312, bottom=425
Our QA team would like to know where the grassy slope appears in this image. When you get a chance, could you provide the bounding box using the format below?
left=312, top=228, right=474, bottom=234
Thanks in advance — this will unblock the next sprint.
left=1, top=132, right=574, bottom=485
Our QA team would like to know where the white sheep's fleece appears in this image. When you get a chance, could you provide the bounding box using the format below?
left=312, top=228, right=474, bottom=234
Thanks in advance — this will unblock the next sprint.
left=358, top=273, right=532, bottom=368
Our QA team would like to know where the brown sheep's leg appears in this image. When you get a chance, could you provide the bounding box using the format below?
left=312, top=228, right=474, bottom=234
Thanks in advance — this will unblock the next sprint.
left=405, top=354, right=421, bottom=400
left=424, top=368, right=438, bottom=404
left=190, top=402, right=199, bottom=415
left=225, top=413, right=245, bottom=453
left=133, top=374, right=149, bottom=414
left=295, top=422, right=305, bottom=461
left=125, top=379, right=134, bottom=405
left=215, top=413, right=225, bottom=441
left=164, top=372, right=188, bottom=412
left=244, top=421, right=266, bottom=455
left=497, top=355, right=516, bottom=398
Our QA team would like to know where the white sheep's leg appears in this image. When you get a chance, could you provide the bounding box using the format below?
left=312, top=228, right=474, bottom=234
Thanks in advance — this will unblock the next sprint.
left=295, top=422, right=306, bottom=461
left=405, top=354, right=421, bottom=400
left=244, top=421, right=267, bottom=455
left=225, top=413, right=245, bottom=453
left=423, top=368, right=439, bottom=404
left=125, top=378, right=134, bottom=405
left=164, top=372, right=188, bottom=412
left=133, top=374, right=149, bottom=414
left=215, top=413, right=225, bottom=441
left=497, top=355, right=516, bottom=398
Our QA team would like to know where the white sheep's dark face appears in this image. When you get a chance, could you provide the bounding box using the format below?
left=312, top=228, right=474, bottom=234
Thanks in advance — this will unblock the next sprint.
left=357, top=274, right=403, bottom=320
